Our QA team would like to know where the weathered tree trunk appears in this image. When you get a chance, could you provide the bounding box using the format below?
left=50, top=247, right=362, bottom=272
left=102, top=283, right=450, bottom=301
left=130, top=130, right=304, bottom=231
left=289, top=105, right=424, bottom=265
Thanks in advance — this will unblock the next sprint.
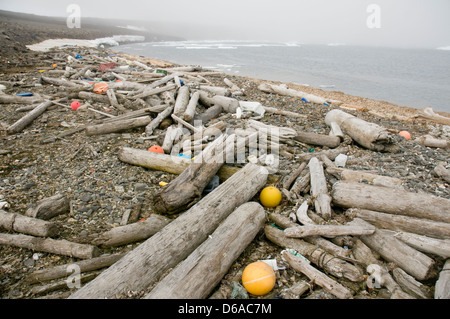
left=332, top=182, right=450, bottom=223
left=85, top=116, right=151, bottom=135
left=264, top=225, right=363, bottom=282
left=0, top=94, right=44, bottom=104
left=294, top=132, right=341, bottom=148
left=145, top=105, right=174, bottom=136
left=0, top=210, right=60, bottom=237
left=435, top=259, right=450, bottom=299
left=183, top=91, right=199, bottom=122
left=68, top=163, right=268, bottom=299
left=263, top=106, right=306, bottom=119
left=258, top=82, right=332, bottom=105
left=392, top=267, right=433, bottom=299
left=0, top=233, right=100, bottom=259
left=118, top=147, right=280, bottom=184
left=7, top=100, right=54, bottom=134
left=91, top=214, right=171, bottom=247
left=25, top=193, right=70, bottom=220
left=26, top=253, right=125, bottom=284
left=416, top=135, right=450, bottom=149
left=434, top=164, right=450, bottom=183
left=309, top=157, right=332, bottom=220
left=326, top=167, right=403, bottom=188
left=281, top=249, right=353, bottom=299
left=195, top=104, right=223, bottom=123
left=388, top=231, right=450, bottom=259
left=145, top=202, right=265, bottom=299
left=347, top=208, right=450, bottom=239
left=349, top=218, right=436, bottom=281
left=173, top=85, right=190, bottom=116
left=284, top=224, right=375, bottom=239
left=325, top=109, right=396, bottom=152
left=153, top=134, right=232, bottom=214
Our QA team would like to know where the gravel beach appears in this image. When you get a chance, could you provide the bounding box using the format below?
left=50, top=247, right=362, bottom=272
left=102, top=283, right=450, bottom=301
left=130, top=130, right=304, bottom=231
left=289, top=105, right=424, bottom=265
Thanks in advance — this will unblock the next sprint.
left=0, top=11, right=449, bottom=300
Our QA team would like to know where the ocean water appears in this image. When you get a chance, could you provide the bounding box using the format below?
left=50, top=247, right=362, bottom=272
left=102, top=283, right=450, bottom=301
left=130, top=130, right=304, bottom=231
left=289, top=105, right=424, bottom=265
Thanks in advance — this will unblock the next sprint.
left=115, top=40, right=450, bottom=113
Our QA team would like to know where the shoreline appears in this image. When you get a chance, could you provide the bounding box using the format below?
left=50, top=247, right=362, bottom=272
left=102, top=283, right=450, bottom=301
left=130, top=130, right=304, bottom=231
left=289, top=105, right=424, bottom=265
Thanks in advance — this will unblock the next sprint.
left=108, top=44, right=450, bottom=120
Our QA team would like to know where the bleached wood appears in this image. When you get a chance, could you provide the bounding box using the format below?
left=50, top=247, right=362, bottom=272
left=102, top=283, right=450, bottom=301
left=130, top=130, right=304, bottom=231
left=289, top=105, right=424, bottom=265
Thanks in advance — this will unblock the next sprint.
left=145, top=105, right=174, bottom=136
left=0, top=209, right=60, bottom=237
left=7, top=100, right=54, bottom=134
left=0, top=233, right=100, bottom=259
left=91, top=214, right=171, bottom=247
left=325, top=109, right=396, bottom=152
left=173, top=85, right=190, bottom=116
left=265, top=222, right=363, bottom=282
left=183, top=91, right=199, bottom=122
left=25, top=193, right=70, bottom=220
left=26, top=253, right=125, bottom=284
left=349, top=218, right=436, bottom=281
left=85, top=116, right=151, bottom=135
left=309, top=157, right=332, bottom=220
left=145, top=202, right=265, bottom=299
left=282, top=250, right=353, bottom=299
left=284, top=224, right=375, bottom=239
left=332, top=182, right=450, bottom=223
left=389, top=231, right=450, bottom=258
left=347, top=208, right=450, bottom=239
left=68, top=163, right=268, bottom=299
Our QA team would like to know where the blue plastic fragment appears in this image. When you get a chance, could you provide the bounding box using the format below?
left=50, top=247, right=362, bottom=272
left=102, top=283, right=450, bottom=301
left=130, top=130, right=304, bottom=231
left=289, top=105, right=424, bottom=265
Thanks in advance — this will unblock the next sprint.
left=16, top=92, right=34, bottom=97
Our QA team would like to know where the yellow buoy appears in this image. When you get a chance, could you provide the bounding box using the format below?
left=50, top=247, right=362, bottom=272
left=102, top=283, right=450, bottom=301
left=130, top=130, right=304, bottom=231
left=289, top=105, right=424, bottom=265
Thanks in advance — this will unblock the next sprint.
left=242, top=261, right=276, bottom=296
left=259, top=186, right=282, bottom=208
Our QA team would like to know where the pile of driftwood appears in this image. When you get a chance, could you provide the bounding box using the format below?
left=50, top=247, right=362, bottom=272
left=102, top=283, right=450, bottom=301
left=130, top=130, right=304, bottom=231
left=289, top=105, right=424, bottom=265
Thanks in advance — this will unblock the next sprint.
left=1, top=47, right=450, bottom=299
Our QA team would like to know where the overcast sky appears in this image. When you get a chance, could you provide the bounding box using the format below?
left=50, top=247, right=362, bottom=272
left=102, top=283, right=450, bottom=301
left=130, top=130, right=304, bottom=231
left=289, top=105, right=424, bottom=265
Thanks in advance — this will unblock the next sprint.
left=1, top=0, right=449, bottom=48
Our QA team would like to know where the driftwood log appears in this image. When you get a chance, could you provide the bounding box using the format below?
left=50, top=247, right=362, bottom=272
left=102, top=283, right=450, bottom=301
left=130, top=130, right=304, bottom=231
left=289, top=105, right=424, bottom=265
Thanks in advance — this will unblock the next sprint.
left=152, top=134, right=232, bottom=214
left=91, top=214, right=171, bottom=247
left=392, top=267, right=433, bottom=299
left=118, top=147, right=279, bottom=184
left=294, top=132, right=341, bottom=148
left=434, top=164, right=450, bottom=183
left=0, top=233, right=100, bottom=259
left=349, top=218, right=436, bottom=281
left=284, top=224, right=376, bottom=239
left=7, top=100, right=54, bottom=134
left=145, top=202, right=265, bottom=299
left=145, top=105, right=174, bottom=136
left=264, top=225, right=363, bottom=282
left=0, top=210, right=60, bottom=237
left=326, top=167, right=403, bottom=188
left=416, top=135, right=450, bottom=149
left=435, top=259, right=450, bottom=299
left=26, top=253, right=125, bottom=284
left=173, top=85, right=190, bottom=116
left=309, top=157, right=332, bottom=220
left=281, top=250, right=353, bottom=299
left=85, top=116, right=151, bottom=135
left=332, top=182, right=450, bottom=223
left=325, top=109, right=396, bottom=152
left=25, top=193, right=70, bottom=220
left=69, top=163, right=268, bottom=298
left=347, top=208, right=450, bottom=240
left=389, top=231, right=450, bottom=258
left=183, top=91, right=199, bottom=122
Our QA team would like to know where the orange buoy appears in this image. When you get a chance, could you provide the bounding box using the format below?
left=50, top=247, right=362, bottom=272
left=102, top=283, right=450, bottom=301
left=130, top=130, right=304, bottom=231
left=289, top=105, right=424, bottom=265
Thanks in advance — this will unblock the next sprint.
left=242, top=261, right=276, bottom=296
left=148, top=145, right=164, bottom=154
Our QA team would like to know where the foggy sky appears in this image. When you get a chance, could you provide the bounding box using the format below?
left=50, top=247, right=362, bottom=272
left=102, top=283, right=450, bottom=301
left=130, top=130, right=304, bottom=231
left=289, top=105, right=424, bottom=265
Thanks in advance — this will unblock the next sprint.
left=1, top=0, right=449, bottom=48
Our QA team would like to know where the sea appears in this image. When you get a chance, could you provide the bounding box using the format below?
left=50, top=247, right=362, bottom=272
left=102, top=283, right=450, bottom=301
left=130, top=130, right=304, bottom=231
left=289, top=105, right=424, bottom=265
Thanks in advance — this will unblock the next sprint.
left=114, top=40, right=450, bottom=113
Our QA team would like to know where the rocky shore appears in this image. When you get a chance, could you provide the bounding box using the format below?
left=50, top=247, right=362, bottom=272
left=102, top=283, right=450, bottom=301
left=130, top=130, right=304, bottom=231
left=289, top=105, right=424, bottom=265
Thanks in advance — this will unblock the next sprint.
left=0, top=16, right=449, bottom=300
